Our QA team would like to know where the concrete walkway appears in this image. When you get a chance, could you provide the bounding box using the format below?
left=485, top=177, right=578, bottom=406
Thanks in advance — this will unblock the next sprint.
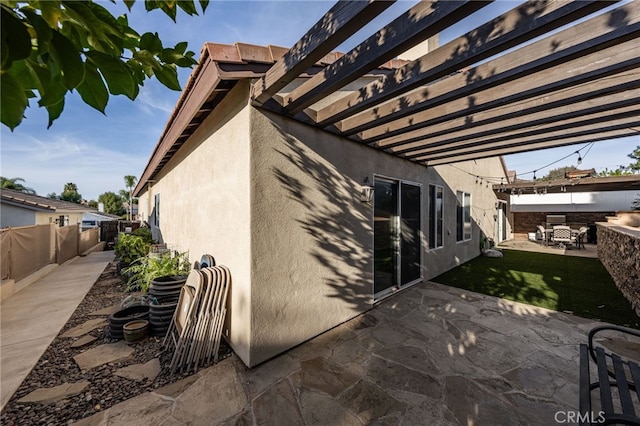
left=0, top=251, right=114, bottom=410
left=73, top=281, right=637, bottom=426
left=497, top=239, right=598, bottom=258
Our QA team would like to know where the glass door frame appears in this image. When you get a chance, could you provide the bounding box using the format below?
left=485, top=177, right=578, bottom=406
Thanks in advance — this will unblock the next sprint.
left=372, top=175, right=423, bottom=300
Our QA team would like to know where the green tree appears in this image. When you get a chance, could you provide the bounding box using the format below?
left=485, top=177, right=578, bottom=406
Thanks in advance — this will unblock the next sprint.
left=1, top=0, right=208, bottom=130
left=47, top=192, right=59, bottom=199
left=0, top=176, right=36, bottom=193
left=598, top=145, right=640, bottom=176
left=60, top=182, right=82, bottom=203
left=123, top=175, right=137, bottom=220
left=542, top=166, right=577, bottom=181
left=625, top=145, right=640, bottom=174
left=88, top=199, right=98, bottom=209
left=98, top=191, right=126, bottom=216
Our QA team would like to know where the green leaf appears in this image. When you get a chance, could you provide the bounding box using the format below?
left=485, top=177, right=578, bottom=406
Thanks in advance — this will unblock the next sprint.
left=86, top=51, right=136, bottom=99
left=123, top=0, right=135, bottom=11
left=174, top=41, right=187, bottom=54
left=154, top=63, right=180, bottom=91
left=1, top=5, right=33, bottom=70
left=50, top=31, right=84, bottom=89
left=127, top=59, right=146, bottom=85
left=1, top=72, right=29, bottom=130
left=177, top=1, right=197, bottom=16
left=76, top=62, right=108, bottom=113
left=158, top=2, right=177, bottom=22
left=140, top=32, right=162, bottom=54
left=199, top=0, right=209, bottom=13
left=38, top=74, right=67, bottom=107
left=8, top=58, right=37, bottom=91
left=39, top=1, right=62, bottom=28
left=45, top=96, right=64, bottom=128
left=22, top=8, right=53, bottom=54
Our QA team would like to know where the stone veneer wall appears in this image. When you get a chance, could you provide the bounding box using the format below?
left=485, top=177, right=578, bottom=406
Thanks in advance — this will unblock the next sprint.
left=597, top=223, right=640, bottom=317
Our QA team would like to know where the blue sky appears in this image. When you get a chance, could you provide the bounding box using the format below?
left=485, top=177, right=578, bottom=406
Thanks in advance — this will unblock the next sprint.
left=1, top=1, right=637, bottom=200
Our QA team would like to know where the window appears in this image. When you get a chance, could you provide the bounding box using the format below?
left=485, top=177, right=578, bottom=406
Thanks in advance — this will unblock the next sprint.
left=154, top=193, right=160, bottom=227
left=428, top=184, right=443, bottom=249
left=456, top=191, right=471, bottom=242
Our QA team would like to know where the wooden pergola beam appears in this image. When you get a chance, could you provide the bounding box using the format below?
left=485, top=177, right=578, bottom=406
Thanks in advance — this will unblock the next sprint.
left=412, top=117, right=640, bottom=164
left=377, top=86, right=640, bottom=153
left=250, top=0, right=394, bottom=105
left=360, top=68, right=640, bottom=145
left=338, top=1, right=640, bottom=135
left=313, top=0, right=614, bottom=127
left=424, top=129, right=640, bottom=166
left=282, top=0, right=492, bottom=115
left=400, top=105, right=640, bottom=159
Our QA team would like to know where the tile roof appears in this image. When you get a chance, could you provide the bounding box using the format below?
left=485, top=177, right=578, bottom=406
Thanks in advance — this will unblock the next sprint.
left=0, top=188, right=93, bottom=212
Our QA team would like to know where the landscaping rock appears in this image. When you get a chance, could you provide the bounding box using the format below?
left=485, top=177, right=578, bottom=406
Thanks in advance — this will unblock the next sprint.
left=114, top=358, right=161, bottom=382
left=70, top=335, right=97, bottom=348
left=60, top=318, right=107, bottom=338
left=88, top=304, right=121, bottom=316
left=17, top=381, right=89, bottom=404
left=73, top=342, right=134, bottom=372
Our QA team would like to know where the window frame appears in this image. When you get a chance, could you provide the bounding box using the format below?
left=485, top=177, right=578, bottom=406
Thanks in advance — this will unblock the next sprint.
left=428, top=184, right=444, bottom=250
left=456, top=191, right=472, bottom=242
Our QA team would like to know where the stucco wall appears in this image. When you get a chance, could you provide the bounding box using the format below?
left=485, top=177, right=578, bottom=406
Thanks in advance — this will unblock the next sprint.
left=247, top=108, right=506, bottom=366
left=137, top=81, right=253, bottom=363
left=597, top=223, right=640, bottom=317
left=35, top=212, right=84, bottom=227
left=1, top=204, right=36, bottom=228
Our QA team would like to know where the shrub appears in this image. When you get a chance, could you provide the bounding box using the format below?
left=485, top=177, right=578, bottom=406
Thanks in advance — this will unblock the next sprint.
left=123, top=250, right=190, bottom=293
left=132, top=226, right=153, bottom=243
left=114, top=233, right=149, bottom=265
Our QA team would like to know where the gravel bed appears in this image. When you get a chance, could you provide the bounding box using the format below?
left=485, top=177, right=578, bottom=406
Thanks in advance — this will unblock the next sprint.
left=0, top=259, right=232, bottom=425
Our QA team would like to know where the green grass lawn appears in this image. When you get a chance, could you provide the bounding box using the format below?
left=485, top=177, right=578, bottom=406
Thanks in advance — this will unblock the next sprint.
left=432, top=249, right=639, bottom=329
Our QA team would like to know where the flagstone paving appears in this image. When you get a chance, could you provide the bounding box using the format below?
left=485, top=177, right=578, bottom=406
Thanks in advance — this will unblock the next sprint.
left=70, top=335, right=98, bottom=348
left=73, top=342, right=135, bottom=372
left=60, top=318, right=108, bottom=338
left=114, top=358, right=161, bottom=382
left=72, top=281, right=618, bottom=425
left=17, top=381, right=90, bottom=405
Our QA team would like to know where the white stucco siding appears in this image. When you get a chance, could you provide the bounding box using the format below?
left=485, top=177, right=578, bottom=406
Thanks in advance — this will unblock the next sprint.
left=247, top=108, right=506, bottom=366
left=424, top=159, right=508, bottom=277
left=137, top=81, right=253, bottom=364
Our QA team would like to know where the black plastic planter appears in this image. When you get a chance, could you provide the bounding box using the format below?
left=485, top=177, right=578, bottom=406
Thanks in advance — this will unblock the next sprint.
left=108, top=305, right=149, bottom=340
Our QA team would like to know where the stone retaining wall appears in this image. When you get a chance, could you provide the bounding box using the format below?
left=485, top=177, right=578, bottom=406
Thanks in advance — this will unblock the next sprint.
left=597, top=223, right=640, bottom=317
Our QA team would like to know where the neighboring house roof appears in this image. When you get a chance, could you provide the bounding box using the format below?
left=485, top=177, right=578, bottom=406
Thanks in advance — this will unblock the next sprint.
left=134, top=42, right=408, bottom=196
left=1, top=188, right=93, bottom=213
left=83, top=211, right=120, bottom=221
left=496, top=174, right=640, bottom=195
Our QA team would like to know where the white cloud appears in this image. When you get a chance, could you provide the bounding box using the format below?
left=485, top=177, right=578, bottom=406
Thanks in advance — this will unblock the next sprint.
left=1, top=132, right=146, bottom=200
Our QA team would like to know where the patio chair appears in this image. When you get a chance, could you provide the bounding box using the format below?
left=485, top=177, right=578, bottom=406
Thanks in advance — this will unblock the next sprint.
left=576, top=226, right=588, bottom=249
left=536, top=225, right=547, bottom=246
left=551, top=225, right=573, bottom=249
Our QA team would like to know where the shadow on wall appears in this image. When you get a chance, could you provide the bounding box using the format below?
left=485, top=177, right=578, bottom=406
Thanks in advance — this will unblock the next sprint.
left=271, top=126, right=372, bottom=312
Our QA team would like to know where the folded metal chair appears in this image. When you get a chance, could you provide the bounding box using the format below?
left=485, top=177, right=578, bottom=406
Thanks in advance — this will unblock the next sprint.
left=164, top=270, right=205, bottom=374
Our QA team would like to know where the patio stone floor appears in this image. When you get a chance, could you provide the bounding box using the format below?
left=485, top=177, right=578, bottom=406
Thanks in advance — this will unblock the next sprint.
left=74, top=281, right=608, bottom=426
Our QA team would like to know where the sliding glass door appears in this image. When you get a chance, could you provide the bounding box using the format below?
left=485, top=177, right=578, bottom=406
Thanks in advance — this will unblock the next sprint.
left=374, top=179, right=398, bottom=294
left=374, top=178, right=422, bottom=296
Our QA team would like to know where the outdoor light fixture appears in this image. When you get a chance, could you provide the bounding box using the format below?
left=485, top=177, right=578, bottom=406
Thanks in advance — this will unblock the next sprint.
left=361, top=177, right=374, bottom=203
left=576, top=150, right=583, bottom=165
